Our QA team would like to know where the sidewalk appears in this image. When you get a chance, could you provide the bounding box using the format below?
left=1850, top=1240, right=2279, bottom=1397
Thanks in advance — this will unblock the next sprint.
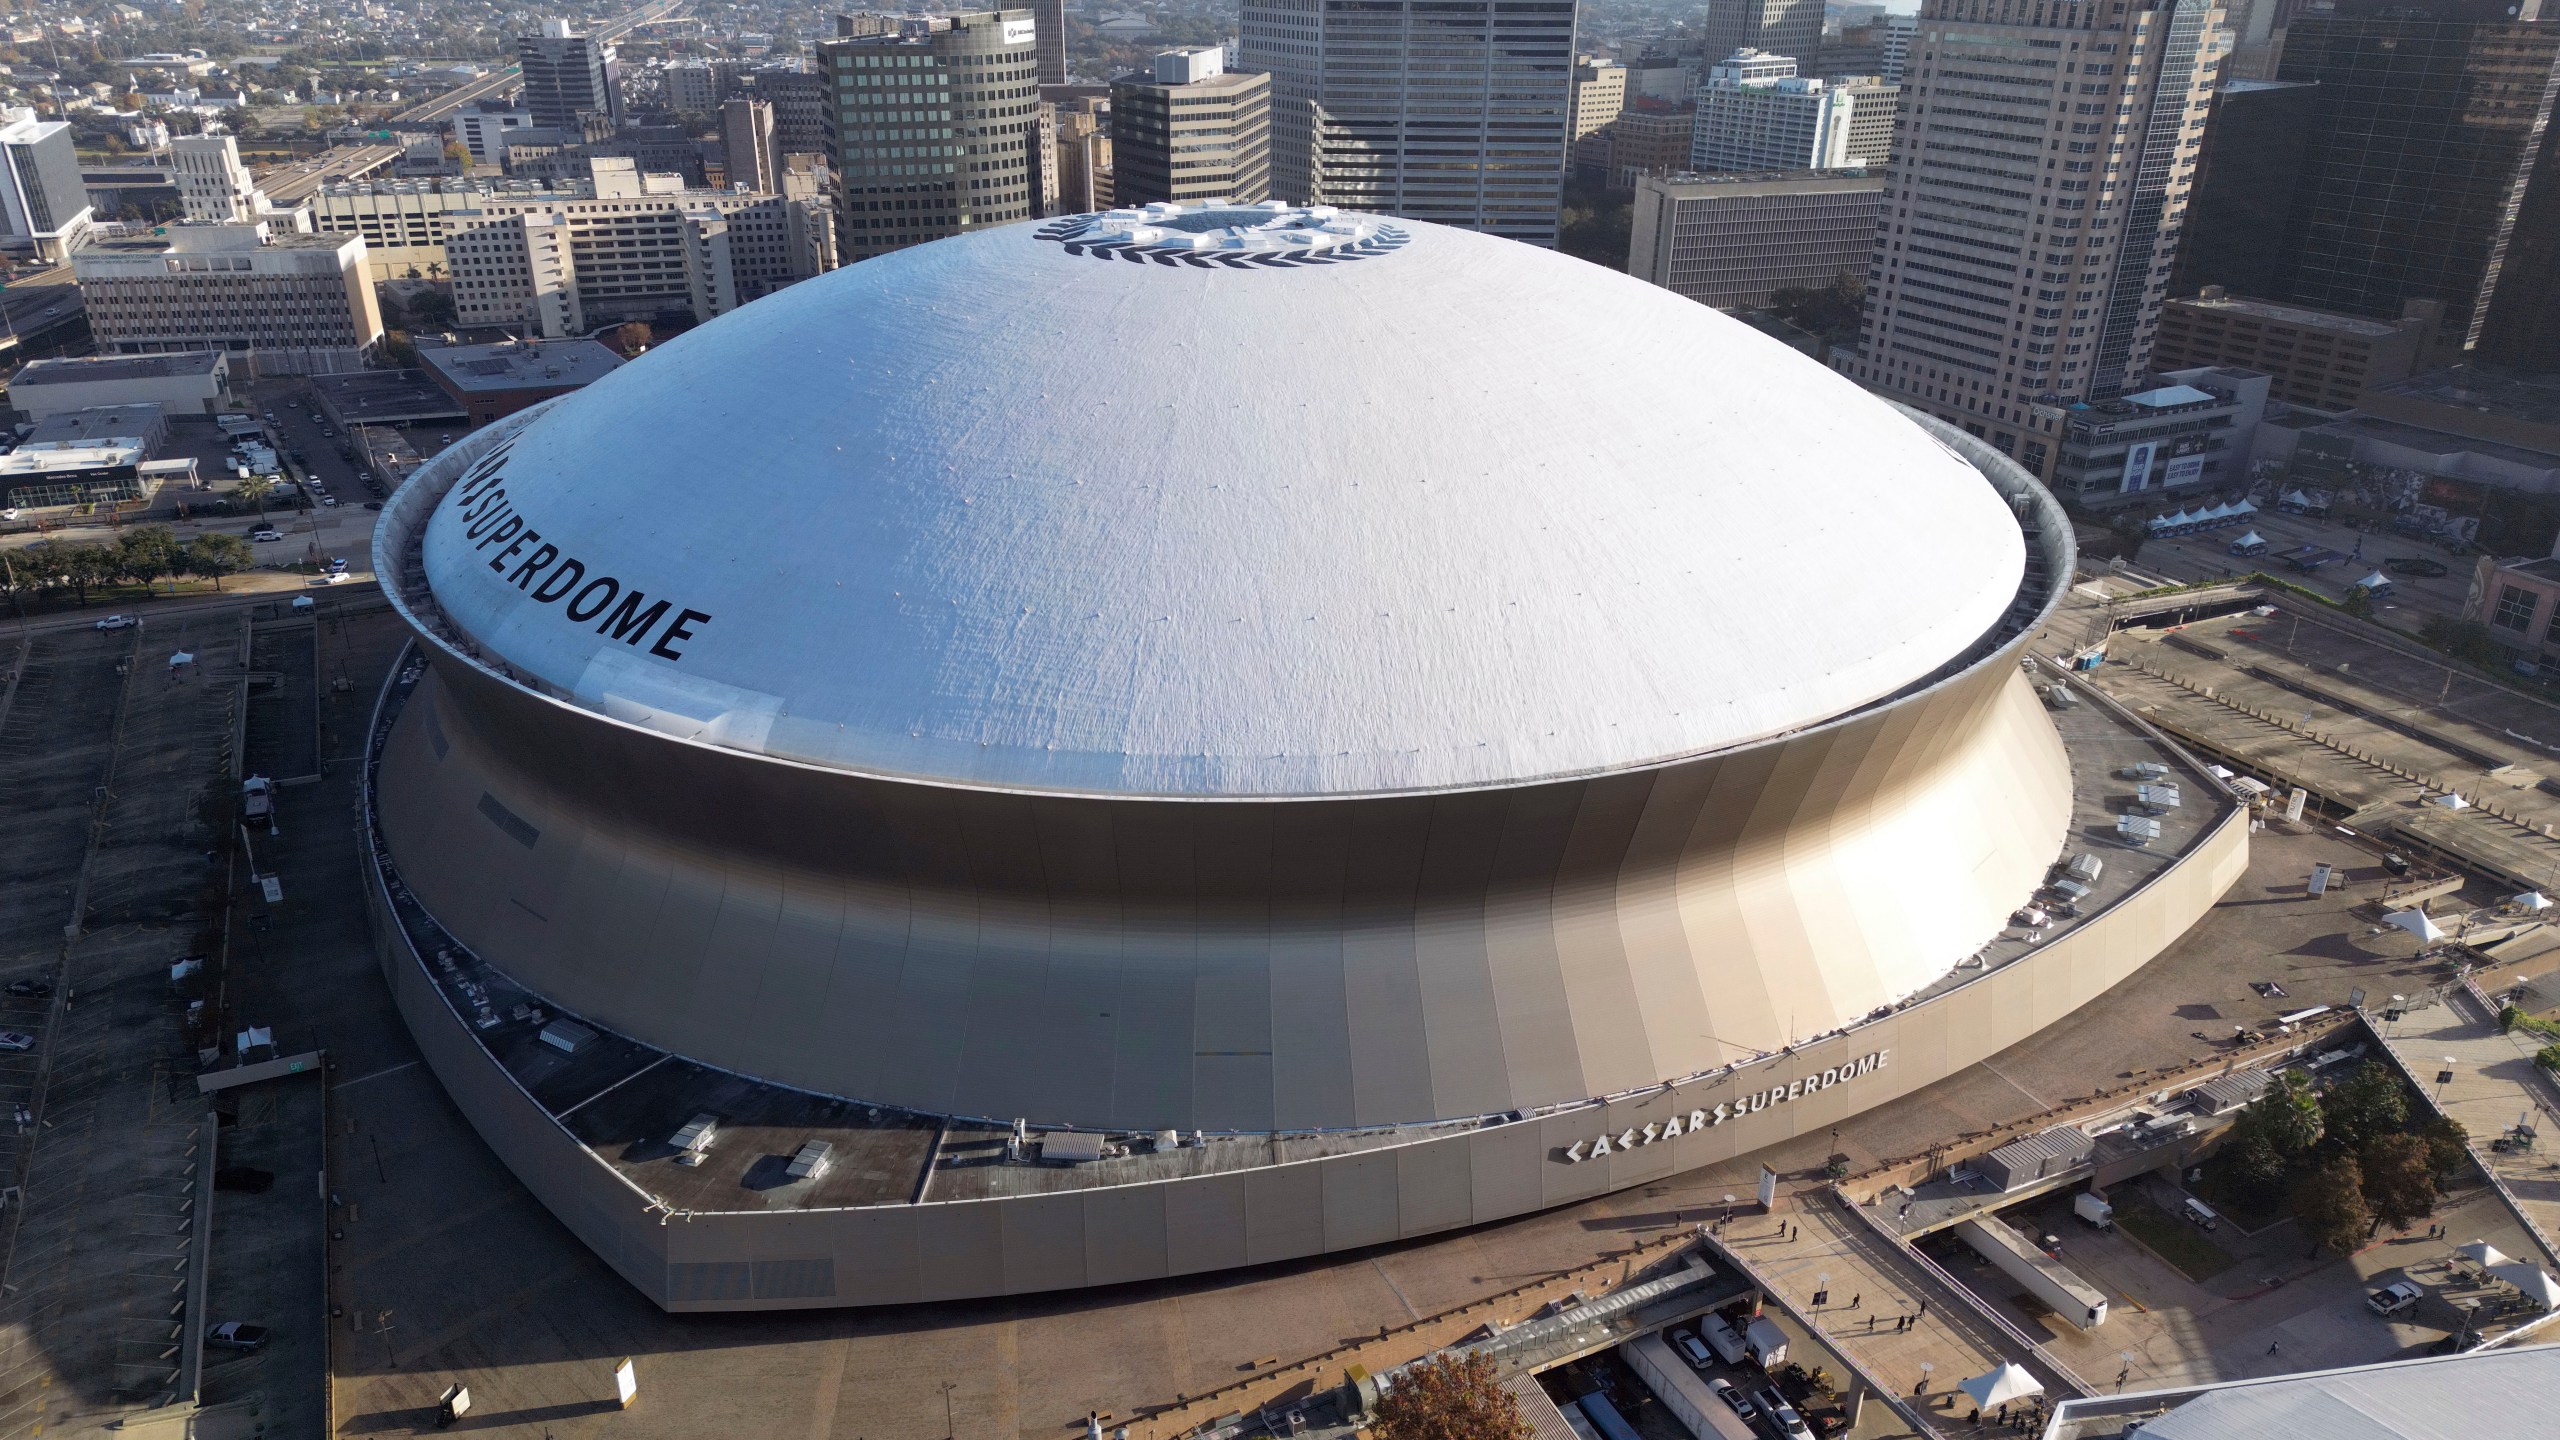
left=2375, top=986, right=2560, bottom=1266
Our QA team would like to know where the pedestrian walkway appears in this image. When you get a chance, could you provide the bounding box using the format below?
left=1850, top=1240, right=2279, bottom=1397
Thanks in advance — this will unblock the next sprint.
left=1712, top=1198, right=2082, bottom=1422
left=2373, top=986, right=2560, bottom=1267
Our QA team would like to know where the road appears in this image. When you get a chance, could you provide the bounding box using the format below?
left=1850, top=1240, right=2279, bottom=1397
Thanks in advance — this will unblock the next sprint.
left=0, top=266, right=82, bottom=355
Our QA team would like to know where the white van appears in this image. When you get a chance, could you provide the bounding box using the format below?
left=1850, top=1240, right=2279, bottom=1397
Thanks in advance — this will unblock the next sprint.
left=1700, top=1313, right=1749, bottom=1366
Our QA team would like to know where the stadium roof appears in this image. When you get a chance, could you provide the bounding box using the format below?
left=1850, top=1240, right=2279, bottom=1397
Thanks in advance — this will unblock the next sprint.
left=416, top=204, right=2030, bottom=798
left=2049, top=1346, right=2560, bottom=1440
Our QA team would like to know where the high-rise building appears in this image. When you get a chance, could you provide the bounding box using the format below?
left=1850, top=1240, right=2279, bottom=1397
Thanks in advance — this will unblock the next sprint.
left=1571, top=56, right=1627, bottom=141
left=752, top=68, right=832, bottom=160
left=1698, top=0, right=1824, bottom=79
left=1033, top=0, right=1067, bottom=85
left=1240, top=0, right=1577, bottom=246
left=822, top=10, right=1041, bottom=263
left=665, top=62, right=720, bottom=112
left=722, top=98, right=779, bottom=193
left=1630, top=169, right=1886, bottom=308
left=518, top=19, right=624, bottom=132
left=1839, top=76, right=1900, bottom=165
left=1877, top=14, right=1917, bottom=83
left=168, top=133, right=265, bottom=223
left=1107, top=48, right=1270, bottom=206
left=72, top=222, right=381, bottom=375
left=452, top=100, right=535, bottom=167
left=2167, top=78, right=2314, bottom=302
left=1834, top=0, right=2225, bottom=477
left=2239, top=0, right=2560, bottom=361
left=1688, top=49, right=1860, bottom=173
left=1053, top=96, right=1113, bottom=211
left=0, top=109, right=93, bottom=260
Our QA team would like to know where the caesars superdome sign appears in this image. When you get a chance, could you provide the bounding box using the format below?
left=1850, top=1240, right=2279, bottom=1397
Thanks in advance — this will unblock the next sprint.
left=440, top=440, right=715, bottom=663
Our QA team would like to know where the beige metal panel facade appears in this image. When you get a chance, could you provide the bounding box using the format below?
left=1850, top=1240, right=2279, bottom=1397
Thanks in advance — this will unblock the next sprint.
left=367, top=795, right=2244, bottom=1311
left=375, top=634, right=2074, bottom=1138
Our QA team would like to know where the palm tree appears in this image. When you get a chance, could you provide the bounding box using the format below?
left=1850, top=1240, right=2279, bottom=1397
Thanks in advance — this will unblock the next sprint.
left=237, top=474, right=275, bottom=518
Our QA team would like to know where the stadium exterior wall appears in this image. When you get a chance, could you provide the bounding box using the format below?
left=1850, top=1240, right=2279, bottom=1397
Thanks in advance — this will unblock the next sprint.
left=362, top=752, right=2247, bottom=1310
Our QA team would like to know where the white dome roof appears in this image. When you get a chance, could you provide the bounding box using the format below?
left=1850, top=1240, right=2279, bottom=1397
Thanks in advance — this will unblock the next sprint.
left=418, top=206, right=2027, bottom=797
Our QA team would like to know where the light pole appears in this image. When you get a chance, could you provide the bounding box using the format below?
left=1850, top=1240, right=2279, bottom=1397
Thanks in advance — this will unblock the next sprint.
left=941, top=1379, right=957, bottom=1440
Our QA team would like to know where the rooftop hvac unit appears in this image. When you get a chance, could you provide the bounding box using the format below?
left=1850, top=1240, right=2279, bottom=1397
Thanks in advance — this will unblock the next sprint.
left=538, top=1017, right=596, bottom=1054
left=785, top=1139, right=833, bottom=1181
left=670, top=1113, right=718, bottom=1165
left=1041, top=1131, right=1109, bottom=1165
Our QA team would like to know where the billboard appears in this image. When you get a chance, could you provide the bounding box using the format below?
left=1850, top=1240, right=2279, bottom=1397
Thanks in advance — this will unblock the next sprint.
left=2120, top=440, right=2160, bottom=492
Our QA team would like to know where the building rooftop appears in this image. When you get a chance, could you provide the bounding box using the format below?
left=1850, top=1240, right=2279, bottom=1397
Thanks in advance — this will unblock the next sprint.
left=2368, top=364, right=2560, bottom=430
left=2045, top=1345, right=2560, bottom=1440
left=10, top=352, right=224, bottom=386
left=417, top=339, right=623, bottom=394
left=2167, top=292, right=2408, bottom=338
left=308, top=370, right=466, bottom=426
left=25, top=404, right=164, bottom=446
left=0, top=439, right=144, bottom=475
left=1645, top=168, right=1881, bottom=193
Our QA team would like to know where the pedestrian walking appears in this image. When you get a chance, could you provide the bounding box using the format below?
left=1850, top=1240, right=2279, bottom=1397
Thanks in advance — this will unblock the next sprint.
left=1918, top=1298, right=1929, bottom=1318
left=1851, top=1292, right=1861, bottom=1308
left=2268, top=1340, right=2281, bottom=1356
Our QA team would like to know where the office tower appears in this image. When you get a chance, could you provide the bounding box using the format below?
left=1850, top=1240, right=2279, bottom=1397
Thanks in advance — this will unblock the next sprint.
left=1108, top=49, right=1270, bottom=206
left=822, top=10, right=1041, bottom=262
left=0, top=109, right=92, bottom=260
left=1688, top=49, right=1859, bottom=173
left=72, top=223, right=380, bottom=374
left=2169, top=79, right=2316, bottom=301
left=2153, top=288, right=2431, bottom=409
left=519, top=19, right=624, bottom=132
left=752, top=68, right=831, bottom=159
left=1624, top=54, right=1700, bottom=104
left=1574, top=100, right=1696, bottom=190
left=169, top=133, right=264, bottom=223
left=1877, top=15, right=1916, bottom=82
left=1033, top=0, right=1067, bottom=85
left=2254, top=0, right=2560, bottom=360
left=1571, top=56, right=1626, bottom=140
left=452, top=101, right=535, bottom=167
left=1054, top=97, right=1113, bottom=211
left=665, top=62, right=720, bottom=112
left=1698, top=0, right=1824, bottom=77
left=1839, top=77, right=1900, bottom=165
left=2483, top=114, right=2560, bottom=370
left=1835, top=0, right=2225, bottom=473
left=722, top=98, right=779, bottom=192
left=1630, top=169, right=1886, bottom=308
left=1239, top=0, right=1577, bottom=246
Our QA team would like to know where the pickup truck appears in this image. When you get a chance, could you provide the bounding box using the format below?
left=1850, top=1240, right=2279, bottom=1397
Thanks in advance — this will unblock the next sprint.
left=2368, top=1280, right=2423, bottom=1316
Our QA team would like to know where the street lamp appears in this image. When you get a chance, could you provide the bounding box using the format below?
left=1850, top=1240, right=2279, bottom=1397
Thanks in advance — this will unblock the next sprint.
left=2118, top=1350, right=2136, bottom=1392
left=2438, top=1056, right=2458, bottom=1106
left=1917, top=1361, right=1934, bottom=1398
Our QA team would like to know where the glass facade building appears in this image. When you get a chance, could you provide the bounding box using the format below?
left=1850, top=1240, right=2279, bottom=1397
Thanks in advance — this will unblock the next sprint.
left=821, top=10, right=1041, bottom=262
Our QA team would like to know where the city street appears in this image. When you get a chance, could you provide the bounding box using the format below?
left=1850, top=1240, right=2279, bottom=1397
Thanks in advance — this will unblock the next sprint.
left=2115, top=504, right=2479, bottom=635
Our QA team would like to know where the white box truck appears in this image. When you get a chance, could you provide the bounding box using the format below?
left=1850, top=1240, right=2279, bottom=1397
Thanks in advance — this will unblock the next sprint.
left=1623, top=1333, right=1756, bottom=1440
left=1956, top=1218, right=2109, bottom=1330
left=1741, top=1317, right=1789, bottom=1369
left=2073, top=1192, right=2115, bottom=1230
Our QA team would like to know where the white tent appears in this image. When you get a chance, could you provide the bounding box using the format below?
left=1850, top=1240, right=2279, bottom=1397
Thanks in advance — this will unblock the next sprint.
left=1959, top=1363, right=2044, bottom=1409
left=2514, top=891, right=2552, bottom=912
left=2387, top=908, right=2448, bottom=942
left=2429, top=792, right=2470, bottom=810
left=2489, top=1261, right=2560, bottom=1310
left=2230, top=499, right=2258, bottom=514
left=2457, top=1240, right=2511, bottom=1268
left=2283, top=489, right=2315, bottom=507
left=2357, top=570, right=2393, bottom=591
left=2232, top=530, right=2265, bottom=548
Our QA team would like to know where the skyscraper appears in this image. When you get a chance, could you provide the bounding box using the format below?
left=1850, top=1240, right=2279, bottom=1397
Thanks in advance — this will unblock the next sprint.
left=1687, top=49, right=1862, bottom=173
left=2223, top=0, right=2560, bottom=360
left=518, top=19, right=624, bottom=132
left=822, top=10, right=1041, bottom=262
left=1697, top=0, right=1824, bottom=74
left=722, top=98, right=779, bottom=192
left=2169, top=78, right=2316, bottom=302
left=0, top=109, right=92, bottom=261
left=1108, top=49, right=1271, bottom=206
left=1835, top=0, right=2224, bottom=474
left=168, top=133, right=266, bottom=224
left=1033, top=0, right=1067, bottom=85
left=1238, top=0, right=1577, bottom=246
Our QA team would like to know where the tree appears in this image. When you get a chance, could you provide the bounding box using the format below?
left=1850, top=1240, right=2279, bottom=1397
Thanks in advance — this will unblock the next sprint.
left=1370, top=1353, right=1533, bottom=1440
left=2290, top=1153, right=2371, bottom=1256
left=377, top=287, right=409, bottom=329
left=613, top=320, right=653, bottom=354
left=2237, top=1070, right=2325, bottom=1162
left=237, top=474, right=275, bottom=517
left=184, top=532, right=253, bottom=591
left=409, top=288, right=457, bottom=329
left=1766, top=271, right=1867, bottom=349
left=2360, top=1133, right=2438, bottom=1230
left=2420, top=1114, right=2470, bottom=1181
left=381, top=329, right=419, bottom=367
left=115, top=526, right=183, bottom=592
left=2210, top=1127, right=2291, bottom=1203
left=2321, top=1061, right=2411, bottom=1158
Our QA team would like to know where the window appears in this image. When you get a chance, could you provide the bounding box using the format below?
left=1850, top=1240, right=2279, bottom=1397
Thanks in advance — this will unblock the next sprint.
left=2495, top=586, right=2540, bottom=633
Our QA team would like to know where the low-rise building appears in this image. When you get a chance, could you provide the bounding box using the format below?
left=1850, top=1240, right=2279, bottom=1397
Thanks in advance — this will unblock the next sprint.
left=1628, top=169, right=1884, bottom=310
left=71, top=222, right=381, bottom=376
left=1570, top=55, right=1626, bottom=141
left=416, top=338, right=625, bottom=425
left=2037, top=366, right=2272, bottom=510
left=2152, top=288, right=2430, bottom=412
left=24, top=402, right=167, bottom=452
left=0, top=437, right=150, bottom=509
left=1688, top=50, right=1866, bottom=174
left=5, top=352, right=231, bottom=421
left=1573, top=100, right=1697, bottom=191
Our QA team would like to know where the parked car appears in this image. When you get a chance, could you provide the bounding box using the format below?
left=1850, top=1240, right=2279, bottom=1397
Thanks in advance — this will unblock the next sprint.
left=249, top=527, right=282, bottom=543
left=2385, top=556, right=2449, bottom=577
left=4, top=979, right=53, bottom=999
left=1753, top=1387, right=1814, bottom=1440
left=1707, top=1378, right=1756, bottom=1422
left=1674, top=1329, right=1713, bottom=1368
left=93, top=614, right=136, bottom=630
left=0, top=1032, right=33, bottom=1052
left=205, top=1321, right=268, bottom=1352
left=362, top=501, right=383, bottom=511
left=2368, top=1280, right=2423, bottom=1316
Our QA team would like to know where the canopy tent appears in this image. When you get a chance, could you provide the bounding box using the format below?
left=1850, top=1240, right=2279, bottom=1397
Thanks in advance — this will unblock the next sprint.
left=2514, top=891, right=2552, bottom=912
left=2429, top=792, right=2470, bottom=810
left=2356, top=570, right=2393, bottom=591
left=2387, top=908, right=2448, bottom=942
left=2229, top=499, right=2258, bottom=514
left=2232, top=530, right=2265, bottom=548
left=2457, top=1240, right=2511, bottom=1268
left=2489, top=1261, right=2560, bottom=1310
left=2282, top=489, right=2316, bottom=507
left=1959, top=1363, right=2044, bottom=1409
